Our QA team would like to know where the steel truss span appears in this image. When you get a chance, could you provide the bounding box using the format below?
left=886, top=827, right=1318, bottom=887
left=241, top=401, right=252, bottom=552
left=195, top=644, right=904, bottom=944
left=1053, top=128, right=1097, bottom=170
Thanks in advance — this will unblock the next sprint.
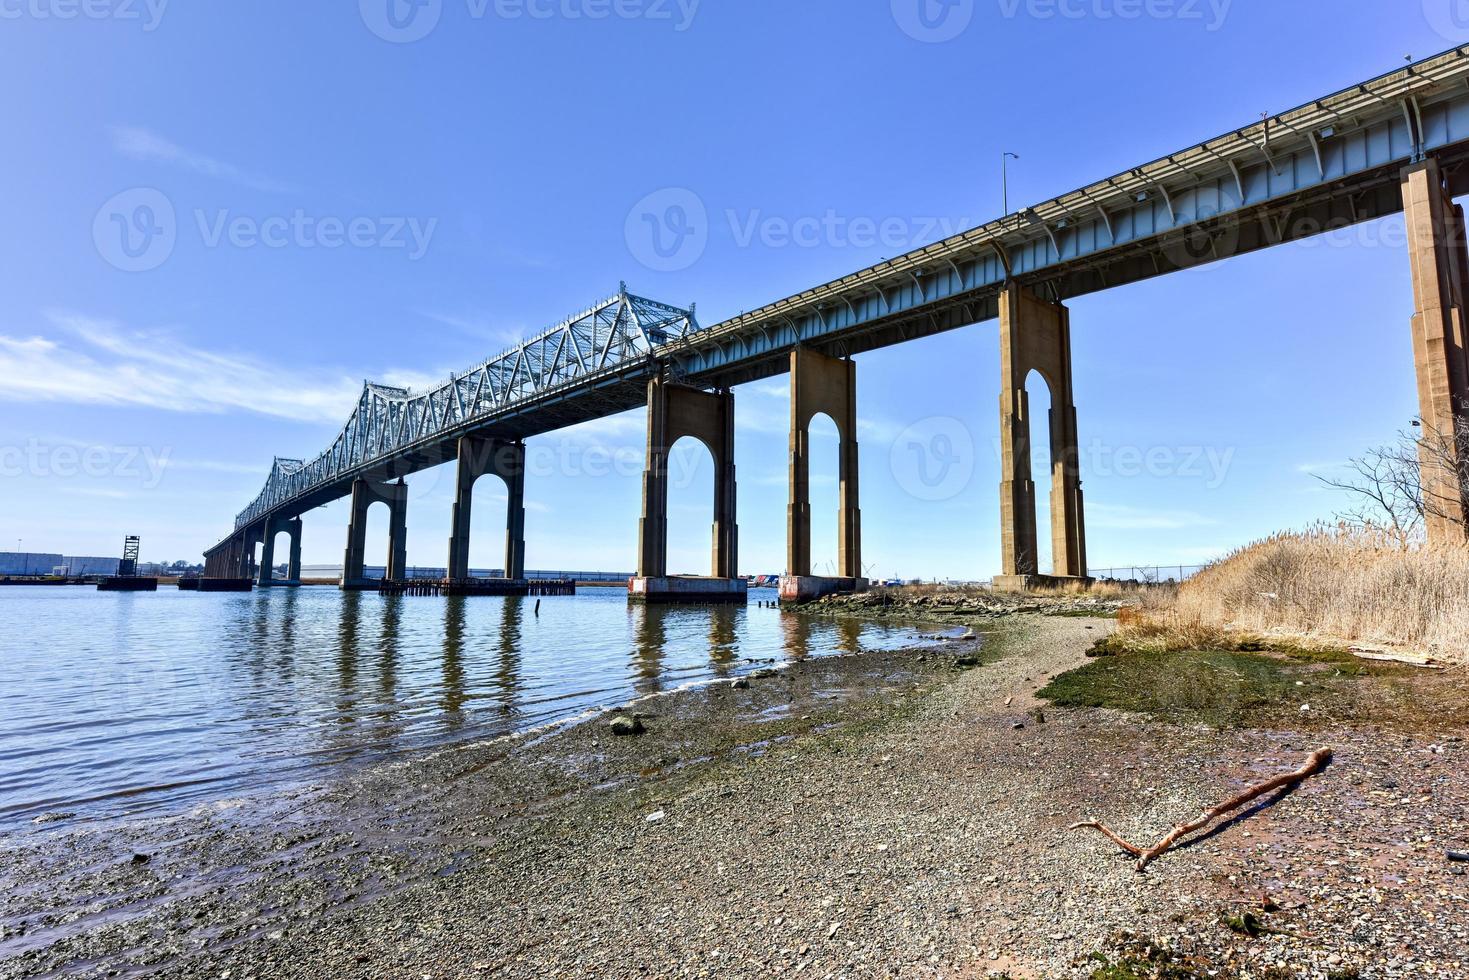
left=231, top=285, right=699, bottom=532
left=213, top=47, right=1469, bottom=559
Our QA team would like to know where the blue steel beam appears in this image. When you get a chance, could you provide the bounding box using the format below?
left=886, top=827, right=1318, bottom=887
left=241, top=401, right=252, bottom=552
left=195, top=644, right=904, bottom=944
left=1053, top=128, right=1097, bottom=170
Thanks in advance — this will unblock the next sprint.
left=669, top=46, right=1469, bottom=386
left=210, top=47, right=1469, bottom=559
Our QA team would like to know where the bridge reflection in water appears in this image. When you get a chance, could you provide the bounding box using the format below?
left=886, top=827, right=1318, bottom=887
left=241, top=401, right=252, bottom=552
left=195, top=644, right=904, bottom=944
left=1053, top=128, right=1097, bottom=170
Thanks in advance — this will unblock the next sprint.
left=0, top=587, right=942, bottom=828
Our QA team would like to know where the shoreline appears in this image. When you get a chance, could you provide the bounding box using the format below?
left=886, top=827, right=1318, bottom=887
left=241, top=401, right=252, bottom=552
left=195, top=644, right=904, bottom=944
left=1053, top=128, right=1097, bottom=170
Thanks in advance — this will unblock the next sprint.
left=3, top=608, right=1465, bottom=979
left=1, top=615, right=987, bottom=978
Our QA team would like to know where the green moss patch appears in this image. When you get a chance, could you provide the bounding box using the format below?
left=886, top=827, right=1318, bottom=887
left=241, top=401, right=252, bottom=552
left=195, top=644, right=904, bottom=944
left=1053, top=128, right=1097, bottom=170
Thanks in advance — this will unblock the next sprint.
left=1039, top=647, right=1467, bottom=730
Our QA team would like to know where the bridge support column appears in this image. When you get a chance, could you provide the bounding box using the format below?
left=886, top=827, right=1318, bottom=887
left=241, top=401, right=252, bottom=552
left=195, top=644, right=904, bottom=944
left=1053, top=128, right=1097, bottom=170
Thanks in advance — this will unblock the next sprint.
left=286, top=518, right=303, bottom=583
left=1403, top=158, right=1469, bottom=541
left=258, top=522, right=277, bottom=587
left=342, top=478, right=408, bottom=590
left=630, top=377, right=744, bottom=604
left=995, top=283, right=1089, bottom=591
left=780, top=348, right=864, bottom=604
left=447, top=437, right=527, bottom=582
left=236, top=527, right=262, bottom=581
left=258, top=516, right=304, bottom=587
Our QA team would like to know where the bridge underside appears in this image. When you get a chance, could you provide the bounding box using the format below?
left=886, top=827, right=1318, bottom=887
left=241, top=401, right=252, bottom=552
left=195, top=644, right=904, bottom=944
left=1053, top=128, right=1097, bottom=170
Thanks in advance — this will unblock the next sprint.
left=208, top=50, right=1469, bottom=582
left=685, top=153, right=1469, bottom=391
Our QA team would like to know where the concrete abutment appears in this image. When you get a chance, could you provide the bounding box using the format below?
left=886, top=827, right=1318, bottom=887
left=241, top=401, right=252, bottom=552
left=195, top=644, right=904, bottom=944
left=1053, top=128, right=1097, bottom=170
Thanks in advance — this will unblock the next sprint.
left=630, top=377, right=745, bottom=604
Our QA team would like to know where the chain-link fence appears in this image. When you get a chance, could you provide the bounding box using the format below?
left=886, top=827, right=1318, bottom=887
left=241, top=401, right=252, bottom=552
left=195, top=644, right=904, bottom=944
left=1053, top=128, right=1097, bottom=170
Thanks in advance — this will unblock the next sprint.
left=1088, top=564, right=1209, bottom=584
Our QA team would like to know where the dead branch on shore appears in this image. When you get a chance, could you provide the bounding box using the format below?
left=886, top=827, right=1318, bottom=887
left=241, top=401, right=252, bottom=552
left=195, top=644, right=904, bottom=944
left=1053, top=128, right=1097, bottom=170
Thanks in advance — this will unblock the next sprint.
left=1070, top=747, right=1332, bottom=871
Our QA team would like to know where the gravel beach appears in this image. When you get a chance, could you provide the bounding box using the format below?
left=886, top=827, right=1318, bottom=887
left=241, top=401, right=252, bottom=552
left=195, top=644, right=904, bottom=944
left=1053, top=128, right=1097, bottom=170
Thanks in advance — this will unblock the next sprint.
left=2, top=610, right=1465, bottom=979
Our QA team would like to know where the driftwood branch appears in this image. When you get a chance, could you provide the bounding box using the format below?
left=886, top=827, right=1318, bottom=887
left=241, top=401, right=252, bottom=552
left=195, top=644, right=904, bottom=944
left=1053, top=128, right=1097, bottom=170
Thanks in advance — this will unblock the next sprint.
left=1070, top=747, right=1332, bottom=871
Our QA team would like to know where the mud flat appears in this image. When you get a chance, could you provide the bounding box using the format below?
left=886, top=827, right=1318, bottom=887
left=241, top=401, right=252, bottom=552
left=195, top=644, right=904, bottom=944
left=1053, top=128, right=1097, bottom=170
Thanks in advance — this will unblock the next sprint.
left=2, top=610, right=1465, bottom=979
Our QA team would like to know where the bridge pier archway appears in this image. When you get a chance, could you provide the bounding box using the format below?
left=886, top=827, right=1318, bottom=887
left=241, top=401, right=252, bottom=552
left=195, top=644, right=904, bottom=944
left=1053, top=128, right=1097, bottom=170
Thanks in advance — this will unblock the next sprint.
left=447, top=437, right=526, bottom=582
left=997, top=284, right=1087, bottom=583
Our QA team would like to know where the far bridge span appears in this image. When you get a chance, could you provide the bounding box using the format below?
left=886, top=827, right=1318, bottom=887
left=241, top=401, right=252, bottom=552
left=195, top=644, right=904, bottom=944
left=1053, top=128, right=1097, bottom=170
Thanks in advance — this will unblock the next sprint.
left=206, top=48, right=1469, bottom=599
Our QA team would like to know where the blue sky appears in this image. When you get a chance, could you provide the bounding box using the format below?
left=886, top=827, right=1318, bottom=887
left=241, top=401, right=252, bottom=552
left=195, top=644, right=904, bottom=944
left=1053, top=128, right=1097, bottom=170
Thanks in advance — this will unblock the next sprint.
left=0, top=1, right=1457, bottom=578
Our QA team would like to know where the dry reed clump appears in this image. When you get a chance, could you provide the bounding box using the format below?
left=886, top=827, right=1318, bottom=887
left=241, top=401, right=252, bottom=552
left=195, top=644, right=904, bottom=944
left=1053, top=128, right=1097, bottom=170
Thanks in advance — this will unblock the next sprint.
left=1120, top=528, right=1469, bottom=664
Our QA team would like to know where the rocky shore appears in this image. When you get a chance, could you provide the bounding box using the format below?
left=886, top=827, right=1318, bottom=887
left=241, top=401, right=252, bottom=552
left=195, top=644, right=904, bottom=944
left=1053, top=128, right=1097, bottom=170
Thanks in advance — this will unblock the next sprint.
left=799, top=585, right=1129, bottom=624
left=2, top=609, right=1465, bottom=979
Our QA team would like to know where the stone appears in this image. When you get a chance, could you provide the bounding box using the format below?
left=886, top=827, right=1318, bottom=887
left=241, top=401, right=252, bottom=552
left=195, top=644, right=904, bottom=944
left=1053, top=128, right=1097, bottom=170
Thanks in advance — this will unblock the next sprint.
left=609, top=716, right=646, bottom=737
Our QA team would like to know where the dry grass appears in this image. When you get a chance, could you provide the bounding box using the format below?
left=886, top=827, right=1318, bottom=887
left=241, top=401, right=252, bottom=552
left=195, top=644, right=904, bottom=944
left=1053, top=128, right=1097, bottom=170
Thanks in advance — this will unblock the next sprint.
left=1110, top=528, right=1469, bottom=665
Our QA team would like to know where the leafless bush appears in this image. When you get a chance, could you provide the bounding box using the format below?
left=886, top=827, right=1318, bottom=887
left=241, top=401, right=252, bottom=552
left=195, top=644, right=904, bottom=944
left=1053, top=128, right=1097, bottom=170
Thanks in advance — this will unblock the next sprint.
left=1317, top=420, right=1469, bottom=540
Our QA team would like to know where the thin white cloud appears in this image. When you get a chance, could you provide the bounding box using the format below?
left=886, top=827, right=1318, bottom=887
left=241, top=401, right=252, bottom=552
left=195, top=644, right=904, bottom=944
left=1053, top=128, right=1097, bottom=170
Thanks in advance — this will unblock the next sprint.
left=416, top=310, right=528, bottom=347
left=0, top=314, right=364, bottom=424
left=111, top=125, right=298, bottom=193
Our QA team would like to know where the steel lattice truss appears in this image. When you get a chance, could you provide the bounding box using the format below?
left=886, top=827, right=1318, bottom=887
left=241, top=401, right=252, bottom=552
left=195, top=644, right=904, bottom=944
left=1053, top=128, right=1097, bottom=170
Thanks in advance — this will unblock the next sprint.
left=234, top=286, right=699, bottom=530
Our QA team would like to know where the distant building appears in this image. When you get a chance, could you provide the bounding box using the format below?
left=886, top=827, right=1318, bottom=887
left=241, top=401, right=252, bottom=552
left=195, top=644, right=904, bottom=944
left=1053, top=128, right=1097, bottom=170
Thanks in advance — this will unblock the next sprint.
left=0, top=552, right=63, bottom=576
left=0, top=553, right=120, bottom=577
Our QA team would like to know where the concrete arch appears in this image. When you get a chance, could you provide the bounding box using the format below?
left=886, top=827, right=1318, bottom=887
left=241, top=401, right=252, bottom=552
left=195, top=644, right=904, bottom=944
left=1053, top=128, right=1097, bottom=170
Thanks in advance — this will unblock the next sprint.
left=448, top=437, right=526, bottom=581
left=636, top=378, right=737, bottom=580
left=998, top=284, right=1086, bottom=581
left=803, top=411, right=842, bottom=576
left=666, top=433, right=718, bottom=575
left=342, top=478, right=407, bottom=588
left=787, top=348, right=860, bottom=579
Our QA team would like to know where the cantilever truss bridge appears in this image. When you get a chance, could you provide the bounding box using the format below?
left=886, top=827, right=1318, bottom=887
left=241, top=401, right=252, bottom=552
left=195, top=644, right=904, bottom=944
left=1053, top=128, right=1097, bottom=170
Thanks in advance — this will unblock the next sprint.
left=233, top=286, right=701, bottom=530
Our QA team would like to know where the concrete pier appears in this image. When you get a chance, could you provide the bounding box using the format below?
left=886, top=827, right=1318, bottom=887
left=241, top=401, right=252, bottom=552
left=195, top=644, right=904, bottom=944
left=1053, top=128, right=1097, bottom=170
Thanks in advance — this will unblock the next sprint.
left=630, top=377, right=743, bottom=603
left=781, top=348, right=864, bottom=603
left=997, top=284, right=1089, bottom=586
left=258, top=516, right=303, bottom=587
left=629, top=575, right=747, bottom=604
left=1403, top=157, right=1469, bottom=540
left=342, top=478, right=408, bottom=590
left=447, top=436, right=527, bottom=583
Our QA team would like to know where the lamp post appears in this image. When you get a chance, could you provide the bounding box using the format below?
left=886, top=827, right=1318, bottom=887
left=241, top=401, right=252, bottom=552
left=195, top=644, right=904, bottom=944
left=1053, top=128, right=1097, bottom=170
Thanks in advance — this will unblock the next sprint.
left=1002, top=152, right=1020, bottom=215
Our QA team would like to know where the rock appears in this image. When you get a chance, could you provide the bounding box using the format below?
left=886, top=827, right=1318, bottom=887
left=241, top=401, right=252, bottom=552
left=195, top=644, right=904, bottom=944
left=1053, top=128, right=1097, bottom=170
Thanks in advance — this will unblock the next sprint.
left=609, top=716, right=646, bottom=737
left=730, top=678, right=750, bottom=690
left=31, top=811, right=75, bottom=825
left=131, top=852, right=151, bottom=865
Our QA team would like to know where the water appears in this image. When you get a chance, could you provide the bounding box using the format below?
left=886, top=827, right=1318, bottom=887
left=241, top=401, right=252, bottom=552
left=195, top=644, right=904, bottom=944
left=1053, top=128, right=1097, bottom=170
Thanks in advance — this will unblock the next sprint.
left=0, top=586, right=935, bottom=829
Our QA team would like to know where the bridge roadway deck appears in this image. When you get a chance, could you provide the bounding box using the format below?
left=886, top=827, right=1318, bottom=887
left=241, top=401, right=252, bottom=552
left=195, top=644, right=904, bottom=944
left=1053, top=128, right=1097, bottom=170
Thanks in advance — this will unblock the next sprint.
left=211, top=47, right=1469, bottom=557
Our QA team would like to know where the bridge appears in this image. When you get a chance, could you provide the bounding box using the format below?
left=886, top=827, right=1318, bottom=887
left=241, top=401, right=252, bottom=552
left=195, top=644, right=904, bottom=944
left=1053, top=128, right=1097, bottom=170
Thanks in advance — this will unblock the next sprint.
left=206, top=47, right=1469, bottom=598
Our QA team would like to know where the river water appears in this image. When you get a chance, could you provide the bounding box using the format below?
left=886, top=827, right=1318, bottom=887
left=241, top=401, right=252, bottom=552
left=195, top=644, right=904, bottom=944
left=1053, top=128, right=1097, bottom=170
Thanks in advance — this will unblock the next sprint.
left=0, top=586, right=938, bottom=829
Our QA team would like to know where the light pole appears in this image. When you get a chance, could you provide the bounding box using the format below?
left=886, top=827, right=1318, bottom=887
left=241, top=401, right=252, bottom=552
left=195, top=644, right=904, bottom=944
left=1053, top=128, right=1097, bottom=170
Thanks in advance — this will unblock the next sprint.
left=1002, top=151, right=1020, bottom=215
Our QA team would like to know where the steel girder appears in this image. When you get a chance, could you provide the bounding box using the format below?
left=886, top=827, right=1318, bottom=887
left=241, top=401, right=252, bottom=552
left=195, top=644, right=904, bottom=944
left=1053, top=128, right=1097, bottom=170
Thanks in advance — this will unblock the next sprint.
left=670, top=46, right=1469, bottom=387
left=230, top=286, right=698, bottom=532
